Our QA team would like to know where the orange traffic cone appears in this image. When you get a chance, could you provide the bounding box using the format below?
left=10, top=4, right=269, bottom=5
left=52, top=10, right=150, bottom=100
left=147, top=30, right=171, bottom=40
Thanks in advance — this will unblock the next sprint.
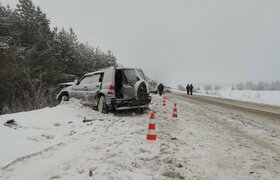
left=162, top=97, right=166, bottom=106
left=146, top=113, right=157, bottom=141
left=172, top=103, right=178, bottom=118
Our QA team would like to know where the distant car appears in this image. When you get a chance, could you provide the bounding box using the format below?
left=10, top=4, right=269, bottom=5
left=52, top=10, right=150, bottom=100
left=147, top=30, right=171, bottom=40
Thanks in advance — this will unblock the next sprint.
left=148, top=80, right=158, bottom=94
left=57, top=66, right=151, bottom=113
left=165, top=87, right=171, bottom=93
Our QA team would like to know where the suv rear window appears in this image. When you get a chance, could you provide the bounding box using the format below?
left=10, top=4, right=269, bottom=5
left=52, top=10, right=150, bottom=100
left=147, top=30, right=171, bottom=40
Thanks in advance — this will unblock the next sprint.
left=122, top=69, right=139, bottom=84
left=137, top=70, right=146, bottom=80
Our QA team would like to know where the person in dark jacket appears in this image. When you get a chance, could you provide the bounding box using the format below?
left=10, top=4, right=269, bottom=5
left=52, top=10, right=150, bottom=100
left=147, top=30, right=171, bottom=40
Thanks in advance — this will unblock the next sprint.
left=186, top=84, right=190, bottom=95
left=190, top=84, right=193, bottom=95
left=158, top=83, right=164, bottom=96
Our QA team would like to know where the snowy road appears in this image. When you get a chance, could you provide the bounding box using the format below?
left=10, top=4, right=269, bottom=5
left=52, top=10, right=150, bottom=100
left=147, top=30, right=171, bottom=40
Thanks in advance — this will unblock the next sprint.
left=0, top=93, right=280, bottom=179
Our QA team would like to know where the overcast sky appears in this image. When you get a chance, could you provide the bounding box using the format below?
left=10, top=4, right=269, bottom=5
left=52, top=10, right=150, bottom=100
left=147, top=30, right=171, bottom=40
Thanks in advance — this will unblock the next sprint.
left=2, top=0, right=280, bottom=87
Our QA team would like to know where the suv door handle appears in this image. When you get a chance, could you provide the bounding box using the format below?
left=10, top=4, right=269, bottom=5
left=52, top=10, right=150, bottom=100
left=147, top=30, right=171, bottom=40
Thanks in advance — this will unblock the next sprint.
left=96, top=85, right=99, bottom=87
left=83, top=86, right=87, bottom=89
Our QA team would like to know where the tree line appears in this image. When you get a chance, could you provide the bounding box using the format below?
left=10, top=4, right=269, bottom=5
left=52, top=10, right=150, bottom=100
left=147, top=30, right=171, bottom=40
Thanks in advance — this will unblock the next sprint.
left=0, top=0, right=117, bottom=114
left=235, top=81, right=280, bottom=91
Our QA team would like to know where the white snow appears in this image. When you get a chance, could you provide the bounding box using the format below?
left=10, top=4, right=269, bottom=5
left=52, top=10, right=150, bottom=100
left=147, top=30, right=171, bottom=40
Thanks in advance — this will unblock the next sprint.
left=0, top=95, right=279, bottom=179
left=173, top=88, right=280, bottom=106
left=0, top=99, right=97, bottom=167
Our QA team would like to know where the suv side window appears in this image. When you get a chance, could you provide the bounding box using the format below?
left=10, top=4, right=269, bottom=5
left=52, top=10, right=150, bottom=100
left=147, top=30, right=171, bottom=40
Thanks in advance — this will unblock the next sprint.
left=79, top=75, right=93, bottom=85
left=92, top=74, right=101, bottom=83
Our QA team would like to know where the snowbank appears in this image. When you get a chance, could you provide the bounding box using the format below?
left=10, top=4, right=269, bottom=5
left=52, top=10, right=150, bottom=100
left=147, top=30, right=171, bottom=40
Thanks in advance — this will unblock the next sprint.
left=0, top=99, right=99, bottom=168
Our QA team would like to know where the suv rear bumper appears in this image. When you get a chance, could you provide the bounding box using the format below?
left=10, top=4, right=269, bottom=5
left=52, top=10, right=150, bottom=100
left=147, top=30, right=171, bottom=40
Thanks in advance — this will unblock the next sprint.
left=110, top=96, right=151, bottom=110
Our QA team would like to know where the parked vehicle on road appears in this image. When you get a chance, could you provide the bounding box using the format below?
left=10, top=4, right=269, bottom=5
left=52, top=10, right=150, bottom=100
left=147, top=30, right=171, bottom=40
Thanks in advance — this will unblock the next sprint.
left=148, top=80, right=158, bottom=94
left=165, top=87, right=171, bottom=93
left=57, top=66, right=151, bottom=113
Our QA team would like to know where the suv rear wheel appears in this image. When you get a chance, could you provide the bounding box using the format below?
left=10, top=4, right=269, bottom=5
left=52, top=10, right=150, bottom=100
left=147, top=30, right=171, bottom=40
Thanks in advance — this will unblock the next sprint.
left=136, top=81, right=148, bottom=100
left=98, top=96, right=107, bottom=113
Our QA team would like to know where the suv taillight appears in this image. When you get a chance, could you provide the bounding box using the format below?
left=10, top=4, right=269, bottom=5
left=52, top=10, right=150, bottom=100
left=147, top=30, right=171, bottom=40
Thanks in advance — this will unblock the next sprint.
left=108, top=84, right=115, bottom=94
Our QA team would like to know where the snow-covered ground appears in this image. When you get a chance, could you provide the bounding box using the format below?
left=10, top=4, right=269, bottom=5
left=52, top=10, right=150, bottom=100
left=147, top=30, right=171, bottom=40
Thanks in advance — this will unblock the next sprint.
left=173, top=88, right=280, bottom=106
left=0, top=94, right=279, bottom=179
left=0, top=99, right=98, bottom=167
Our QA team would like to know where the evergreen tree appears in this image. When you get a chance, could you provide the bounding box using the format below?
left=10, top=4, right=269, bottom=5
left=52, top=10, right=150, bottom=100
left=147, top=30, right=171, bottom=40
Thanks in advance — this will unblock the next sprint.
left=0, top=0, right=117, bottom=114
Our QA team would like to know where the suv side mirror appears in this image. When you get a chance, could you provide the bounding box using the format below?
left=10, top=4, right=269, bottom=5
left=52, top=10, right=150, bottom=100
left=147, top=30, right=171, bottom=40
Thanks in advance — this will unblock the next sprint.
left=74, top=79, right=79, bottom=85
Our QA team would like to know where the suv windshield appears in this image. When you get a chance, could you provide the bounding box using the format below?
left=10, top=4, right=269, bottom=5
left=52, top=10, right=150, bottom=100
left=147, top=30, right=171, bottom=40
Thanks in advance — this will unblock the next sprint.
left=122, top=69, right=139, bottom=85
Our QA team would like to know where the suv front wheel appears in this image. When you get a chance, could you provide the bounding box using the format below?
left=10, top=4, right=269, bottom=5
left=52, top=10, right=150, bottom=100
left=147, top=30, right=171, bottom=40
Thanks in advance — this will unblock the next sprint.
left=58, top=92, right=69, bottom=103
left=98, top=96, right=107, bottom=113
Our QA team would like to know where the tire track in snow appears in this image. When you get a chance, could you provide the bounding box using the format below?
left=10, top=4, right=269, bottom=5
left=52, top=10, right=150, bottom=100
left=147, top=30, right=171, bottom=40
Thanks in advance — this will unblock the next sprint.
left=175, top=94, right=280, bottom=155
left=105, top=117, right=124, bottom=133
left=1, top=142, right=66, bottom=171
left=169, top=93, right=280, bottom=178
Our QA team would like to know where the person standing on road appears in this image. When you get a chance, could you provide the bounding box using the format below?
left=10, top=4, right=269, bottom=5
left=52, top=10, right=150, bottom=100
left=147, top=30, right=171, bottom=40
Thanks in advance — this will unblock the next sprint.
left=158, top=83, right=164, bottom=96
left=186, top=84, right=190, bottom=95
left=190, top=84, right=193, bottom=95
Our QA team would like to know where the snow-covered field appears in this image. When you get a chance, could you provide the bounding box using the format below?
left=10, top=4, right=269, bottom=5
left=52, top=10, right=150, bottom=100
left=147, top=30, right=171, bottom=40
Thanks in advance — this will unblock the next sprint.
left=174, top=88, right=280, bottom=106
left=1, top=94, right=279, bottom=179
